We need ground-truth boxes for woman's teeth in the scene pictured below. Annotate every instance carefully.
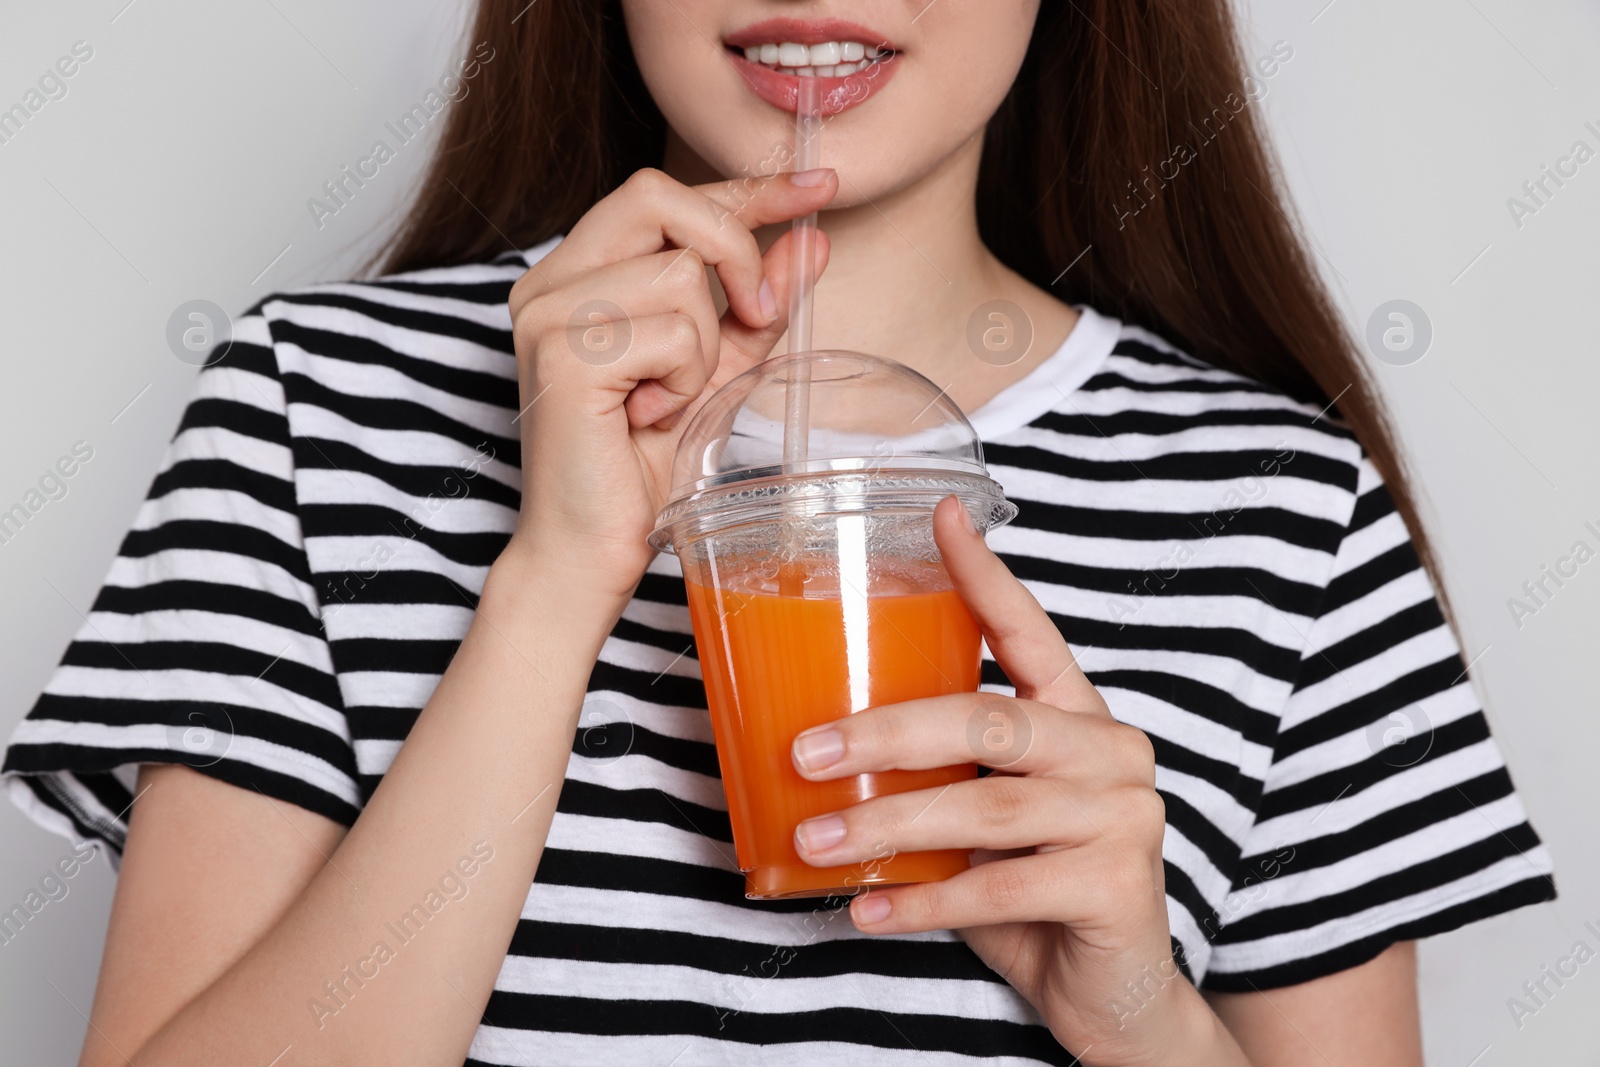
[740,40,889,77]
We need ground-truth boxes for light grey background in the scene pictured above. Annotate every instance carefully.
[1,1,1595,1063]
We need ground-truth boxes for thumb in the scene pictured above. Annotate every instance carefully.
[716,227,831,385]
[931,496,1105,714]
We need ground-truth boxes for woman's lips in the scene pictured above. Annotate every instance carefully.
[725,17,895,50]
[726,51,902,116]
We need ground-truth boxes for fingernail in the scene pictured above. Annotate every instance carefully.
[758,278,777,322]
[792,726,845,773]
[853,892,892,925]
[795,814,847,854]
[791,167,833,187]
[958,501,978,537]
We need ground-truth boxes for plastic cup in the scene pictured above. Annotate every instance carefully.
[650,351,1018,899]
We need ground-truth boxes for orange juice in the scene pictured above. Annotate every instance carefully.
[686,559,980,898]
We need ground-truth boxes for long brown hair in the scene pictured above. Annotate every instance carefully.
[383,0,1452,622]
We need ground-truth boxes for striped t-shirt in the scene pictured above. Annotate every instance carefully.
[4,239,1555,1065]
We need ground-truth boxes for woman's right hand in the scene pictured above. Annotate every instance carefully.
[504,167,837,602]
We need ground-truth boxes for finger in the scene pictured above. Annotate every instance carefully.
[533,248,723,385]
[792,692,1135,780]
[536,309,711,424]
[850,845,1165,935]
[792,776,1143,866]
[693,168,839,230]
[583,314,711,429]
[544,168,838,330]
[932,496,1107,713]
[792,692,1155,781]
[716,227,832,385]
[695,171,835,340]
[556,228,830,435]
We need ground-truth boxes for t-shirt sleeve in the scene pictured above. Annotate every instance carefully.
[1200,455,1555,991]
[2,309,361,858]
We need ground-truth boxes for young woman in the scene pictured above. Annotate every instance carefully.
[4,2,1554,1064]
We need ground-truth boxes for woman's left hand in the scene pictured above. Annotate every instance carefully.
[789,496,1246,1067]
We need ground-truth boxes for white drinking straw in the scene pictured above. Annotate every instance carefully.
[782,77,823,474]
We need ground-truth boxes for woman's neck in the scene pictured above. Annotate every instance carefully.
[661,129,1079,417]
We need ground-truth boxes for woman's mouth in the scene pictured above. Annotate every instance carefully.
[723,19,902,115]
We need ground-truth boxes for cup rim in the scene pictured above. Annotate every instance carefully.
[648,466,1018,554]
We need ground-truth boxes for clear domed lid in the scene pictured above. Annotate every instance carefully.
[649,351,1017,552]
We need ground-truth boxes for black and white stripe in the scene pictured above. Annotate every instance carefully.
[3,240,1553,1064]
